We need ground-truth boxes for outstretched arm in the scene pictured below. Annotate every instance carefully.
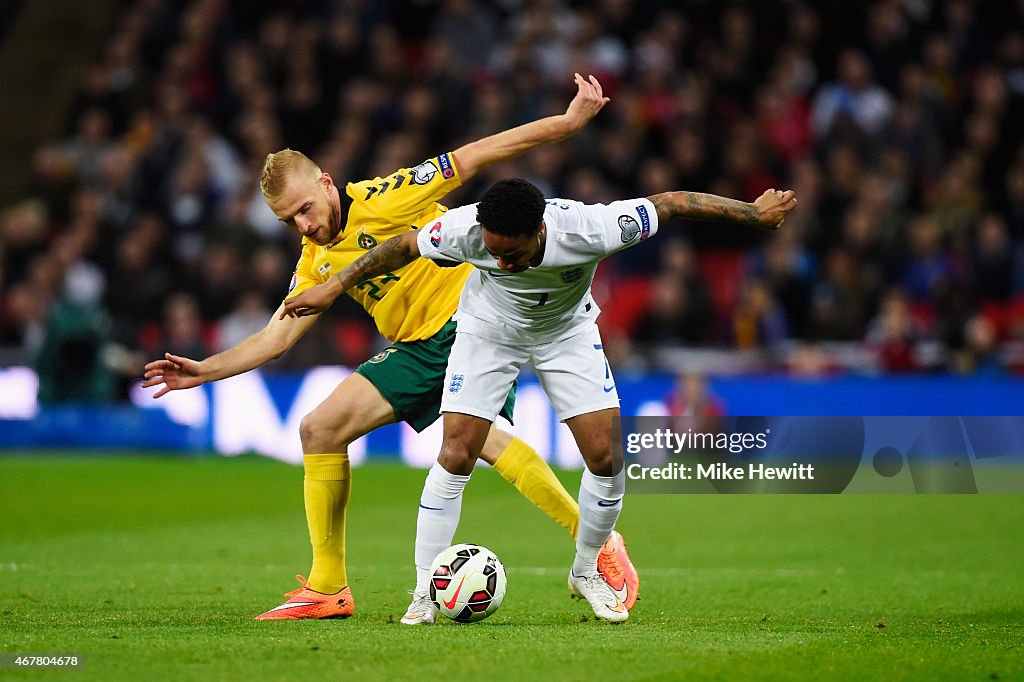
[452,73,608,181]
[648,189,798,230]
[280,231,422,318]
[142,305,318,397]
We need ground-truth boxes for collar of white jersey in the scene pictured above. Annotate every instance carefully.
[535,207,558,269]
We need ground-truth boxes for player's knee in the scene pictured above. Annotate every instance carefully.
[298,412,323,450]
[299,410,349,452]
[585,449,616,476]
[438,438,478,475]
[581,433,616,475]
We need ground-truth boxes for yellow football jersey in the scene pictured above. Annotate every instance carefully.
[289,152,473,343]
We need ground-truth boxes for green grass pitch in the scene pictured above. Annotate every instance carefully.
[1,454,1021,681]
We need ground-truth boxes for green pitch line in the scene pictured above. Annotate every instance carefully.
[0,454,1021,681]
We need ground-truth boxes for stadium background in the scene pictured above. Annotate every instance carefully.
[2,0,1023,454]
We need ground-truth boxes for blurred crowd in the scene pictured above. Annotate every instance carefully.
[2,0,1024,401]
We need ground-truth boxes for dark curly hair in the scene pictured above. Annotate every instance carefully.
[476,178,546,238]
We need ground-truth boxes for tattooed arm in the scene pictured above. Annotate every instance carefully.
[280,231,421,318]
[648,189,797,231]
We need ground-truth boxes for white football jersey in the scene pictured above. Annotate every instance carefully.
[416,197,659,341]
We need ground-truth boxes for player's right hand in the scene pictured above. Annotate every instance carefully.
[752,189,798,230]
[279,278,339,318]
[141,353,204,398]
[563,73,609,132]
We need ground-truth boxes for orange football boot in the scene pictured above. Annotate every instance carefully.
[597,530,639,611]
[255,575,354,620]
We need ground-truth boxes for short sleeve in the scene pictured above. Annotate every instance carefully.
[286,240,322,299]
[348,152,462,225]
[585,198,660,257]
[415,208,471,264]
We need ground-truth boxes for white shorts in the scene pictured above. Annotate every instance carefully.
[441,323,619,422]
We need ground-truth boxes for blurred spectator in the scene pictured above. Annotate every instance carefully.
[719,120,780,202]
[730,278,787,349]
[866,288,925,373]
[152,292,209,360]
[808,248,867,341]
[165,155,216,244]
[901,215,953,303]
[971,213,1015,301]
[754,233,814,338]
[1,199,49,289]
[925,154,984,240]
[633,240,714,345]
[840,202,887,305]
[667,372,726,419]
[105,217,173,344]
[247,245,291,311]
[633,273,709,347]
[95,146,142,231]
[950,314,1004,376]
[923,33,960,110]
[863,0,914,91]
[60,108,116,186]
[816,144,867,251]
[882,98,946,184]
[811,49,895,141]
[567,7,629,83]
[34,274,116,403]
[667,373,726,444]
[191,245,242,320]
[218,291,271,351]
[433,0,498,76]
[755,83,812,164]
[2,283,48,352]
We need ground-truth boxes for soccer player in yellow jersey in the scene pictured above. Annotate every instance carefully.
[142,74,638,621]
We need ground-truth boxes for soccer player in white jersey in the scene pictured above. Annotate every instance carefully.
[281,179,798,622]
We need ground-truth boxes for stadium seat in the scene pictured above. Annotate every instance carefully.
[696,249,746,321]
[593,274,652,336]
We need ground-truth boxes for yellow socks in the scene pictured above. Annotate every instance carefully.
[492,437,579,539]
[302,442,574,595]
[303,453,351,594]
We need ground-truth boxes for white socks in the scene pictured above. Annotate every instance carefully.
[412,461,623,593]
[414,461,471,595]
[572,467,625,577]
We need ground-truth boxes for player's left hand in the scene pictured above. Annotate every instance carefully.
[562,73,610,133]
[752,189,798,230]
[280,279,340,318]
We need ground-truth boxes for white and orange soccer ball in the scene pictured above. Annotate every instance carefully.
[429,543,507,623]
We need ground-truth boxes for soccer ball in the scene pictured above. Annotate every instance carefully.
[429,543,507,623]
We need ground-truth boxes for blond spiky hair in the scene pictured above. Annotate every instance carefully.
[260,149,321,202]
